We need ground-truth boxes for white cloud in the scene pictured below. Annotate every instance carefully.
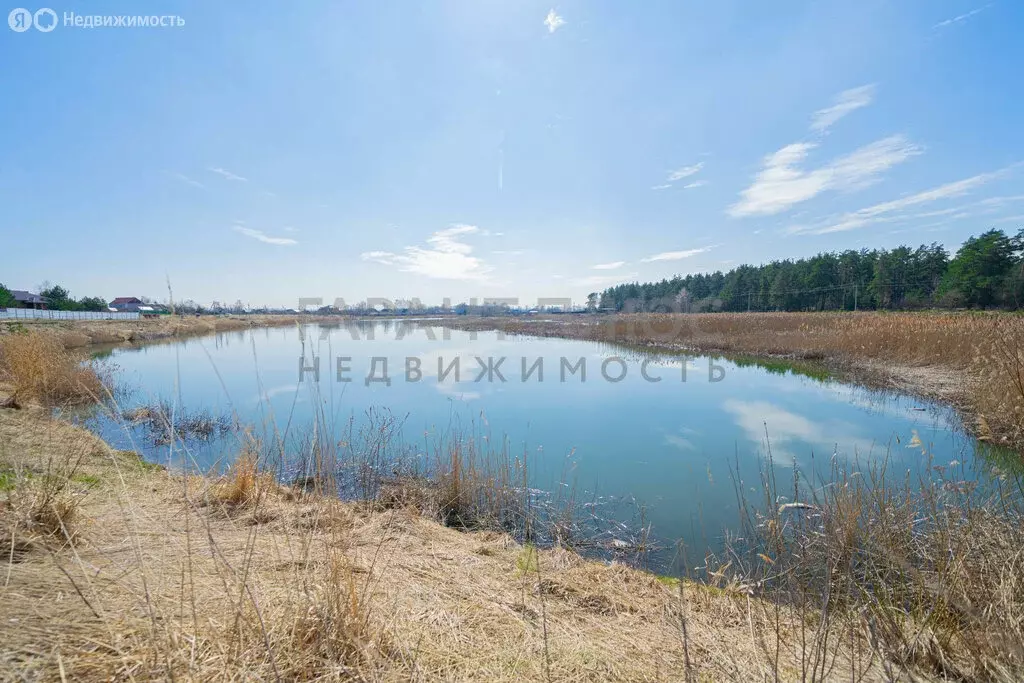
[640,247,713,263]
[722,399,877,462]
[168,172,205,189]
[978,195,1024,207]
[729,135,922,217]
[664,434,696,452]
[933,4,991,29]
[810,84,875,133]
[544,9,565,33]
[232,226,297,246]
[651,184,672,191]
[683,180,706,189]
[360,225,491,281]
[209,166,248,182]
[786,167,1013,235]
[668,163,704,182]
[592,261,625,270]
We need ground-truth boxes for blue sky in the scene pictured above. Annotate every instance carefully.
[2,0,1022,308]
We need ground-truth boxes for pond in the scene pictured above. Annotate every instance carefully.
[88,320,987,571]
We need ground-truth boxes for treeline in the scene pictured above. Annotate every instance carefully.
[598,228,1024,313]
[0,283,109,312]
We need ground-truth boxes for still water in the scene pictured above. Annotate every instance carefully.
[90,321,983,568]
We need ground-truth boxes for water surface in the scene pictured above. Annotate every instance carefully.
[90,321,984,569]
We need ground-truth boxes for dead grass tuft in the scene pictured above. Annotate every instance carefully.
[210,449,275,509]
[0,330,107,406]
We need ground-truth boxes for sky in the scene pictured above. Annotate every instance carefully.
[2,0,1022,308]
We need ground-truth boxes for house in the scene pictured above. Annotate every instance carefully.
[109,297,145,312]
[10,290,46,309]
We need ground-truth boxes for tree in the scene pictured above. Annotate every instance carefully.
[39,284,74,310]
[78,296,107,312]
[586,292,599,312]
[940,229,1017,308]
[0,283,14,308]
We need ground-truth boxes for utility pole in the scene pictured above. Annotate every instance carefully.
[853,283,858,312]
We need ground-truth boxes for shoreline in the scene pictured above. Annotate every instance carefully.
[0,402,830,680]
[437,313,1000,448]
[5,311,1005,449]
[1,313,310,348]
[3,314,1022,679]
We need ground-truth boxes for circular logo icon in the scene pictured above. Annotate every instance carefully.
[8,7,32,32]
[33,7,57,32]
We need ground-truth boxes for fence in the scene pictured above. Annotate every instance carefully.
[0,308,141,321]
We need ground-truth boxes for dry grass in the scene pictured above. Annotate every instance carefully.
[1,405,892,682]
[0,330,107,406]
[446,312,1024,450]
[0,313,307,348]
[4,314,1024,680]
[711,445,1024,682]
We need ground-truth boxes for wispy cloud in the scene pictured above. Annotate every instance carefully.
[810,84,875,133]
[232,226,297,246]
[683,180,706,189]
[361,224,491,281]
[653,162,706,191]
[729,135,922,217]
[640,247,714,263]
[933,4,991,29]
[544,9,565,33]
[668,163,704,182]
[786,167,1014,235]
[591,261,625,270]
[209,166,248,182]
[168,171,205,189]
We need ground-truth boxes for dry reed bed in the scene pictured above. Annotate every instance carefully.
[0,330,108,407]
[445,312,1024,450]
[0,314,306,349]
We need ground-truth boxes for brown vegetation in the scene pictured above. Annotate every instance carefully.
[3,312,1024,680]
[445,312,1024,450]
[717,449,1024,681]
[1,408,876,681]
[0,330,107,406]
[0,313,305,349]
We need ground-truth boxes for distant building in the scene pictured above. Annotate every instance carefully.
[10,290,46,309]
[109,297,145,312]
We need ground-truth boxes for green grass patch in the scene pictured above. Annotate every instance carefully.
[515,543,539,574]
[71,473,101,488]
